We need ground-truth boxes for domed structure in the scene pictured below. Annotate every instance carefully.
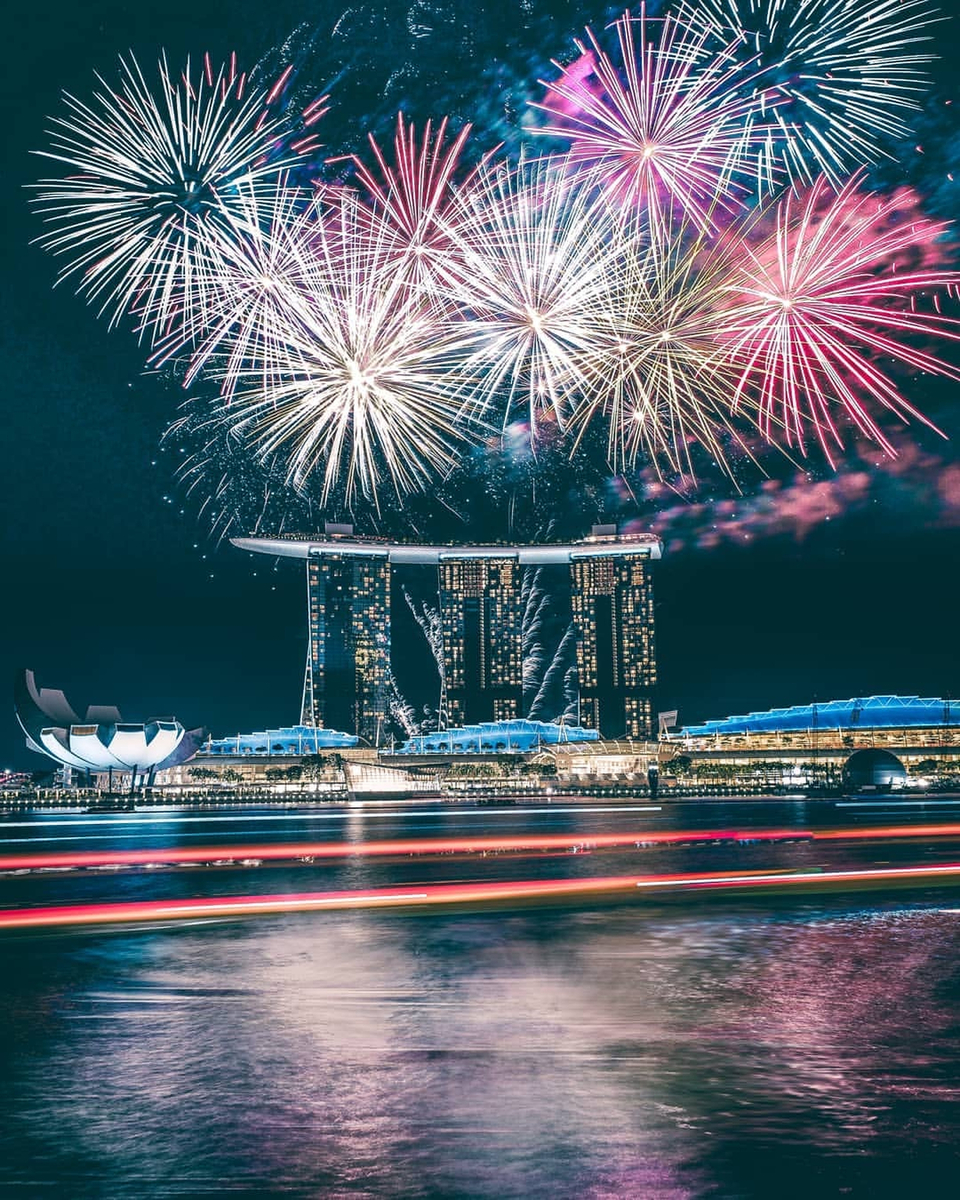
[843,748,908,790]
[14,669,206,778]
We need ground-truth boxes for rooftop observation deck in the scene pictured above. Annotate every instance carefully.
[231,529,662,564]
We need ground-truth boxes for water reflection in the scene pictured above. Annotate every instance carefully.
[1,896,959,1196]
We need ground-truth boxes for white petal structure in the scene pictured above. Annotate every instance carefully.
[16,670,203,775]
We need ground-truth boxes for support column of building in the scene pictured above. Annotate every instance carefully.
[300,551,391,743]
[438,555,523,727]
[569,551,657,740]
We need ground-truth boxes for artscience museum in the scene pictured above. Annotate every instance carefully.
[14,669,205,782]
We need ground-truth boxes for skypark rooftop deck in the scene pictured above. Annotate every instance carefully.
[231,531,662,564]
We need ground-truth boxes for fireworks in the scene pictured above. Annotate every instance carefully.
[675,0,939,187]
[718,174,960,461]
[32,53,317,339]
[441,155,623,432]
[203,193,480,506]
[151,176,321,386]
[567,219,764,478]
[533,5,766,232]
[30,4,959,522]
[347,113,477,291]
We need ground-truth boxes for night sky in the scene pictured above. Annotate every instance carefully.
[3,0,960,770]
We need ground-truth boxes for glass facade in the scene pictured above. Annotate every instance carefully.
[301,551,390,744]
[570,552,657,739]
[438,555,523,726]
[282,538,660,747]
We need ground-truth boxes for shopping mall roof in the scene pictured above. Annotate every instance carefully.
[203,726,358,756]
[393,719,600,755]
[678,696,959,738]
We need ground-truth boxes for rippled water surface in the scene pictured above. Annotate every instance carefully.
[2,801,959,1197]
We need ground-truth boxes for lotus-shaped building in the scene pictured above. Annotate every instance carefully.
[15,669,206,778]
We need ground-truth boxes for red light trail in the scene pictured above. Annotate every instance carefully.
[2,862,960,930]
[0,827,802,872]
[2,823,960,874]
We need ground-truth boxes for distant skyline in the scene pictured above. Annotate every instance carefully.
[4,0,960,769]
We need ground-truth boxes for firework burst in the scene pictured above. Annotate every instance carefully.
[441,155,622,433]
[718,173,960,460]
[204,192,480,506]
[675,0,939,187]
[568,220,764,479]
[345,113,478,292]
[32,53,320,340]
[150,176,322,385]
[532,5,766,233]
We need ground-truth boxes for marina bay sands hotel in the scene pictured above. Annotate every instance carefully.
[232,527,661,744]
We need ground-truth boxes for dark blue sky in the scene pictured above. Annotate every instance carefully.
[3,1,960,769]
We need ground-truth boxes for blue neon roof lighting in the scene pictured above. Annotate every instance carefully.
[680,696,959,737]
[204,725,358,755]
[394,719,599,755]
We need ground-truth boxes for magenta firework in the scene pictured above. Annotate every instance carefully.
[31,3,959,509]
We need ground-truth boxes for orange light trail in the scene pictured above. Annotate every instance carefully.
[2,823,960,875]
[0,828,812,872]
[2,862,960,930]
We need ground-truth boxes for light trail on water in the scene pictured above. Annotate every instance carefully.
[3,861,960,930]
[2,823,960,874]
[0,826,810,872]
[0,805,661,832]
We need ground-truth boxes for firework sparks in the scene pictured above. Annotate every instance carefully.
[150,175,319,383]
[204,192,480,505]
[532,5,766,232]
[346,112,478,292]
[32,53,317,340]
[676,0,939,187]
[29,12,960,522]
[718,173,960,461]
[568,219,765,480]
[441,155,622,433]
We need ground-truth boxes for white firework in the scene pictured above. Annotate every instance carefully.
[209,192,479,505]
[32,53,307,340]
[440,154,623,434]
[150,175,323,385]
[674,0,939,187]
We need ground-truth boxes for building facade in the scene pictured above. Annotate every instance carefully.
[570,552,657,739]
[301,550,390,744]
[235,530,661,744]
[438,555,523,726]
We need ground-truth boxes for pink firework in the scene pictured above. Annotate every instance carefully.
[719,173,960,460]
[532,4,768,233]
[344,113,478,290]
